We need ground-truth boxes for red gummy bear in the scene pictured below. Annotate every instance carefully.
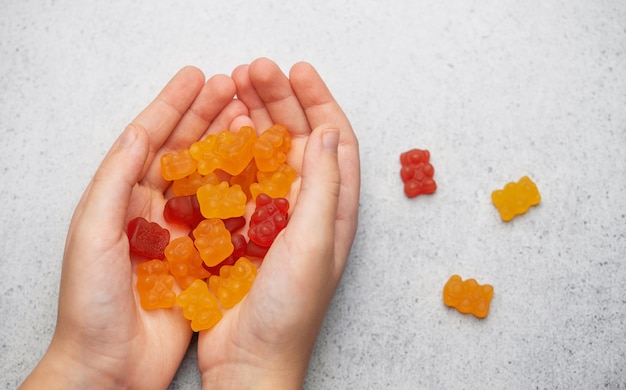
[222,216,246,233]
[246,240,269,259]
[163,195,204,228]
[127,217,170,260]
[248,193,289,247]
[399,148,437,198]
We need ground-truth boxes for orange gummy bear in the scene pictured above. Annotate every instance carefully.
[193,218,234,267]
[136,259,177,310]
[189,133,219,175]
[209,257,257,309]
[250,163,296,200]
[165,236,211,289]
[491,176,541,222]
[253,124,291,172]
[189,127,256,176]
[176,279,223,332]
[443,275,493,318]
[172,170,220,197]
[160,149,197,181]
[229,160,258,200]
[196,181,247,219]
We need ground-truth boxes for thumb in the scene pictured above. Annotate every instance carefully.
[285,125,341,259]
[75,125,150,244]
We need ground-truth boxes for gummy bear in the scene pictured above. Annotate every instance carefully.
[222,216,246,233]
[400,148,436,198]
[248,193,289,247]
[250,163,296,200]
[491,176,541,222]
[196,182,247,219]
[136,259,176,310]
[253,124,291,172]
[165,236,211,289]
[229,160,258,200]
[176,279,223,331]
[163,195,204,228]
[205,233,247,275]
[193,218,234,267]
[209,257,257,309]
[127,217,170,260]
[172,170,220,197]
[246,240,269,259]
[188,133,219,175]
[443,275,493,319]
[160,149,197,181]
[189,127,256,176]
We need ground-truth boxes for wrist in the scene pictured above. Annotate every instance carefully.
[200,352,309,390]
[20,337,126,390]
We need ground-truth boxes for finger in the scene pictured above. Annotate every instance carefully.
[131,66,205,171]
[229,114,255,131]
[161,74,238,151]
[283,125,341,275]
[290,62,361,262]
[289,62,352,135]
[141,75,241,192]
[204,98,249,136]
[232,64,274,131]
[247,58,311,137]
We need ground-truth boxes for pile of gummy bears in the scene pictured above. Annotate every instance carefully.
[399,148,541,319]
[127,124,293,331]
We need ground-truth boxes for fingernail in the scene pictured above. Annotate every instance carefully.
[322,129,339,153]
[118,125,137,148]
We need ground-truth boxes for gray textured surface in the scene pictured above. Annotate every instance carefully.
[2,1,626,389]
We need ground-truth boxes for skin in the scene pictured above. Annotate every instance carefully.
[20,58,360,390]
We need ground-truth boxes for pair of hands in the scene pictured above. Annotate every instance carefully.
[20,58,360,389]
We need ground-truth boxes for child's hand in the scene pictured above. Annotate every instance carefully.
[196,58,360,389]
[21,67,248,389]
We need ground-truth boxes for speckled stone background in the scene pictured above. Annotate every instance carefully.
[1,1,625,389]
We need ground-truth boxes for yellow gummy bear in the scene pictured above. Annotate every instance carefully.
[176,279,223,332]
[196,181,247,219]
[491,176,541,222]
[209,257,257,309]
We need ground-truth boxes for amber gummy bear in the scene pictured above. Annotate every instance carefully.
[189,127,256,176]
[165,236,210,289]
[196,182,247,219]
[176,279,223,331]
[193,218,234,267]
[209,257,257,309]
[250,163,296,200]
[160,149,197,181]
[136,259,177,310]
[443,275,493,319]
[253,124,291,172]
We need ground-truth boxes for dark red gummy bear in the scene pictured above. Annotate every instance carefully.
[163,195,204,228]
[222,216,246,233]
[246,240,269,259]
[127,217,170,259]
[248,193,289,247]
[399,148,437,198]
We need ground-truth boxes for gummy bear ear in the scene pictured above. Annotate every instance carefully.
[256,193,272,206]
[276,197,290,213]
